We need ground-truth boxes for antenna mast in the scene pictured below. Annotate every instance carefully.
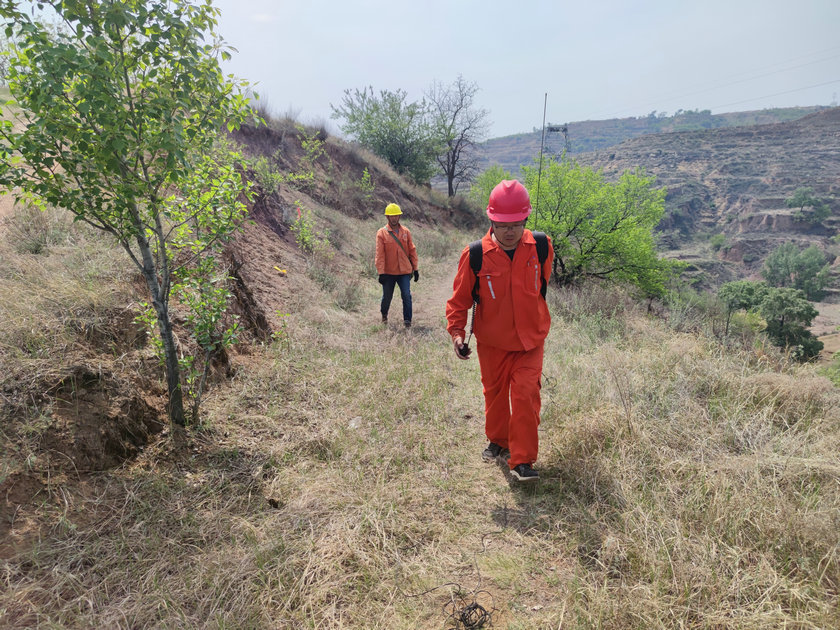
[535,93,548,226]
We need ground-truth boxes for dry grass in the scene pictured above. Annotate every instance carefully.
[1,206,839,628]
[0,204,136,363]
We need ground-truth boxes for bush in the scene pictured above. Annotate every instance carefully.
[709,233,726,251]
[333,279,363,312]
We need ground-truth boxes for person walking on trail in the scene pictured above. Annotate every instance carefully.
[375,203,419,328]
[445,180,553,483]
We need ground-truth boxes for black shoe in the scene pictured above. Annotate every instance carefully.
[381,316,387,324]
[510,463,539,482]
[482,442,507,462]
[404,320,411,328]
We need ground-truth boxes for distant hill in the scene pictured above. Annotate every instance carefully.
[480,106,829,175]
[572,107,840,288]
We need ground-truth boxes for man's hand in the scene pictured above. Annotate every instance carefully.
[413,270,419,282]
[378,274,385,285]
[453,336,471,360]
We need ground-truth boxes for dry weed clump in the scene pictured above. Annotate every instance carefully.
[2,203,76,254]
[414,228,461,261]
[0,208,135,361]
[736,371,834,426]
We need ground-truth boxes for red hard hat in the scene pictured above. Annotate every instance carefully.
[486,180,532,222]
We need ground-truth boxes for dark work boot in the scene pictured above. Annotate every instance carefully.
[482,442,509,462]
[510,463,539,482]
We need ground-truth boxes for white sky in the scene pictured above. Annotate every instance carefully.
[213,0,840,139]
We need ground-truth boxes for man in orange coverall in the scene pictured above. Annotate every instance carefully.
[445,180,553,482]
[375,203,419,328]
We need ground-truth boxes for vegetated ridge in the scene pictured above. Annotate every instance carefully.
[481,105,829,175]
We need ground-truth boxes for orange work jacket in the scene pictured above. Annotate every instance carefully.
[375,224,418,275]
[446,229,553,352]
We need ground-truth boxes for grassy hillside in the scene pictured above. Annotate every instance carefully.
[1,126,839,628]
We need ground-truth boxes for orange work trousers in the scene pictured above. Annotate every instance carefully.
[476,341,544,469]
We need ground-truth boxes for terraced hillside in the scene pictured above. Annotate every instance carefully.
[479,106,828,176]
[573,107,840,283]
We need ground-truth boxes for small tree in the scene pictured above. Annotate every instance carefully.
[0,0,253,428]
[330,86,439,184]
[523,157,678,297]
[786,187,830,224]
[717,280,768,335]
[426,75,489,197]
[761,242,830,301]
[758,287,823,360]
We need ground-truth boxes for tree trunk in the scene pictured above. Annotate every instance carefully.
[155,299,186,427]
[135,230,186,428]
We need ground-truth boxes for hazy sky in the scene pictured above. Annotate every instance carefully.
[213,0,840,139]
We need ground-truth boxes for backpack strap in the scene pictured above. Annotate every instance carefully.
[468,239,483,304]
[533,231,548,298]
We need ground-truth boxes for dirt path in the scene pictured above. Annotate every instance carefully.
[0,194,16,222]
[818,332,840,365]
[812,301,840,364]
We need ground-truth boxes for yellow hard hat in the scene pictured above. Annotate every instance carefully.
[384,203,402,216]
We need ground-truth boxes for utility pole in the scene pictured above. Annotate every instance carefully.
[535,93,548,226]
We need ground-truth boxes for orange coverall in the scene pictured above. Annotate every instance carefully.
[445,228,553,469]
[375,225,418,275]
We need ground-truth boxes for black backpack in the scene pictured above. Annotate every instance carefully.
[468,231,549,304]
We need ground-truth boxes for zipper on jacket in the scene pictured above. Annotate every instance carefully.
[486,275,496,299]
[534,264,539,292]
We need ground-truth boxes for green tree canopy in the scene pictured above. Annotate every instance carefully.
[716,281,822,360]
[468,164,513,208]
[758,287,823,360]
[761,242,830,301]
[330,86,439,184]
[717,280,768,335]
[786,187,830,224]
[0,0,253,427]
[522,157,678,297]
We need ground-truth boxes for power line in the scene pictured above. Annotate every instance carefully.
[590,45,840,120]
[709,78,840,110]
[662,53,840,105]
